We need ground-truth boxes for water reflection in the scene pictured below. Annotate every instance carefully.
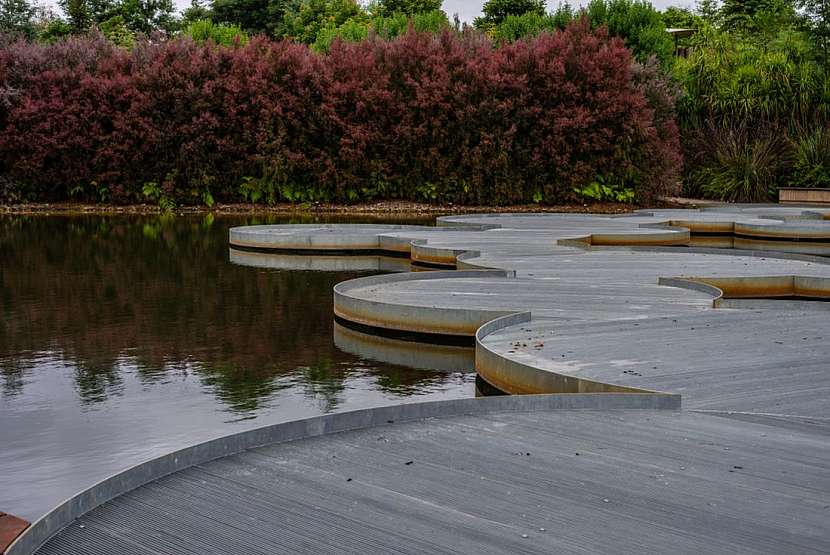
[0,214,468,413]
[0,214,475,519]
[229,248,412,272]
[334,321,475,373]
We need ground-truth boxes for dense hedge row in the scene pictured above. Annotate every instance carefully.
[0,21,681,205]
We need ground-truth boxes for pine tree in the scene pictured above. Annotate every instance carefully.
[0,0,36,37]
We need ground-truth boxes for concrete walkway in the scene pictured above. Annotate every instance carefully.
[10,206,830,554]
[35,410,830,554]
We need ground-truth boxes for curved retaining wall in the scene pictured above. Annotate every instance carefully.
[659,275,830,308]
[229,224,425,251]
[474,314,664,396]
[6,393,679,555]
[333,270,516,336]
[558,228,690,248]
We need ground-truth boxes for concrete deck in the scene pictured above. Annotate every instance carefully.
[9,207,830,554]
[33,410,830,554]
[229,209,830,397]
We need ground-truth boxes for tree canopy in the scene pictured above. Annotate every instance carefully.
[474,0,546,29]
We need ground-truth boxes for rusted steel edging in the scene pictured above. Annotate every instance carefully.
[6,392,679,555]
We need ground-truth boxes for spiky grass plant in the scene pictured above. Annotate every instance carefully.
[700,127,787,202]
[791,126,830,188]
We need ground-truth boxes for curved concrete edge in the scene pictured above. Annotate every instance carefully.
[658,277,724,307]
[333,270,518,336]
[229,224,491,252]
[552,241,830,267]
[474,314,673,396]
[735,221,830,239]
[410,243,476,268]
[659,275,830,308]
[229,224,387,250]
[6,393,680,555]
[434,216,503,230]
[557,228,690,248]
[731,238,830,257]
[455,250,505,271]
[638,245,830,264]
[230,224,496,269]
[647,220,736,234]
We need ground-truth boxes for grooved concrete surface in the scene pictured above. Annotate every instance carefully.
[483,308,830,416]
[37,410,830,555]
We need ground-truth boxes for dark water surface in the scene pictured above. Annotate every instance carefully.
[0,214,474,520]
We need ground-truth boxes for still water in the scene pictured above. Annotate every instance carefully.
[0,214,475,520]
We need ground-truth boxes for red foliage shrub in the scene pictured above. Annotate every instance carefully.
[0,22,680,205]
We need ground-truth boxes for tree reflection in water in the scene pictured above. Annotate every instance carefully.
[0,213,468,415]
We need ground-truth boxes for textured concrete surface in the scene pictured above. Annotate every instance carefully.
[482,309,830,415]
[35,410,830,555]
[10,394,678,555]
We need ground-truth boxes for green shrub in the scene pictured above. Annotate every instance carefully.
[282,0,366,44]
[491,11,558,42]
[313,9,448,52]
[699,128,787,202]
[312,17,368,51]
[183,19,248,46]
[791,126,830,188]
[677,25,828,128]
[375,0,442,17]
[573,177,636,202]
[371,9,448,38]
[580,0,673,64]
[474,0,546,30]
[99,15,135,48]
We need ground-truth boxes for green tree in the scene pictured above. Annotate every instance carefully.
[584,0,674,64]
[696,0,719,22]
[474,0,545,29]
[375,0,441,16]
[662,5,702,27]
[118,0,176,34]
[35,8,74,42]
[0,0,36,37]
[719,0,796,31]
[181,0,211,25]
[210,0,300,36]
[211,0,270,34]
[183,18,248,44]
[99,13,135,44]
[281,0,366,43]
[798,0,830,63]
[491,11,558,41]
[60,0,92,31]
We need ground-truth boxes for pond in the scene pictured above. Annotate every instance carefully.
[0,214,475,521]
